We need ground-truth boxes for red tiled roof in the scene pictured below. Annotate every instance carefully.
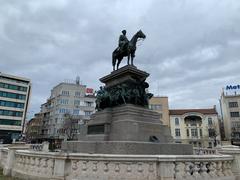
[169,108,218,115]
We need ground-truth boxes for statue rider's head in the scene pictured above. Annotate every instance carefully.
[122,30,126,36]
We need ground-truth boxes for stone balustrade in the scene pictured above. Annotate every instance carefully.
[193,147,218,155]
[29,141,49,152]
[29,144,43,151]
[0,148,8,168]
[12,151,62,179]
[218,146,240,180]
[0,147,237,180]
[67,153,234,180]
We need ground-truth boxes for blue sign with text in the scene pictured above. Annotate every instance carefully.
[226,85,240,90]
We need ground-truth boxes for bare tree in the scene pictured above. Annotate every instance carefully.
[207,122,220,147]
[59,113,78,140]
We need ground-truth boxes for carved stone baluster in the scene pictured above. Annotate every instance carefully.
[72,160,78,170]
[46,159,54,176]
[22,156,25,171]
[82,161,87,171]
[209,162,217,177]
[25,157,29,172]
[192,162,201,179]
[15,155,19,169]
[175,162,185,179]
[104,162,109,172]
[39,158,44,175]
[25,156,29,171]
[126,163,132,173]
[43,158,49,175]
[200,162,209,178]
[227,161,233,176]
[18,156,22,170]
[222,161,228,176]
[71,160,78,177]
[35,158,40,174]
[148,163,154,173]
[216,161,224,177]
[28,157,32,173]
[92,161,98,172]
[137,163,143,173]
[32,157,36,174]
[37,158,41,174]
[184,162,192,179]
[114,163,120,173]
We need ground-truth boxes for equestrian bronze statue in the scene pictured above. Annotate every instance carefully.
[112,30,146,70]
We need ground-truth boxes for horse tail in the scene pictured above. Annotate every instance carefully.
[112,49,117,67]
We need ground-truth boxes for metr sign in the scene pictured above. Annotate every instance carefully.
[226,85,240,90]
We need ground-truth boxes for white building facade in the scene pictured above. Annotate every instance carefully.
[220,85,240,142]
[41,80,96,141]
[0,72,31,142]
[169,107,220,148]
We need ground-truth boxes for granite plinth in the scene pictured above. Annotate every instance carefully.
[63,104,193,155]
[83,104,172,143]
[61,141,193,155]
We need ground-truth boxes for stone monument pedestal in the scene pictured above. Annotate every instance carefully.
[62,65,193,155]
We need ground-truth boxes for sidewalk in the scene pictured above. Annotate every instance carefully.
[0,169,21,180]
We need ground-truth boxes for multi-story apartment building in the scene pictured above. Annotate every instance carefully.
[220,85,240,143]
[0,72,31,143]
[25,113,43,143]
[169,107,220,148]
[40,79,96,143]
[149,96,170,126]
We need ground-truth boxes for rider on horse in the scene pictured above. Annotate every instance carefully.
[118,30,129,54]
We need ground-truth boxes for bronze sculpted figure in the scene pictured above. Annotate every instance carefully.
[112,30,146,70]
[118,30,129,54]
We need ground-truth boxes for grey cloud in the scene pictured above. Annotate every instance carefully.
[1,0,240,115]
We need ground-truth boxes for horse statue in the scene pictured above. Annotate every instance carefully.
[112,30,146,71]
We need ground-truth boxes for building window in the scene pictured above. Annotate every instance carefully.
[208,118,213,125]
[60,99,68,105]
[0,100,24,109]
[0,109,23,117]
[230,112,240,117]
[74,100,80,106]
[0,82,27,92]
[200,129,202,137]
[0,119,21,126]
[175,129,181,137]
[229,102,238,108]
[85,111,92,116]
[75,91,81,97]
[59,108,71,114]
[73,109,80,115]
[208,142,212,148]
[191,129,198,137]
[62,91,69,96]
[186,129,189,137]
[208,129,216,138]
[149,104,162,110]
[175,118,179,125]
[85,101,93,107]
[0,91,26,100]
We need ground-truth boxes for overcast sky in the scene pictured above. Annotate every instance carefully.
[1,0,240,117]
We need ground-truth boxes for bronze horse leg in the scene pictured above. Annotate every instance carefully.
[117,57,122,69]
[127,54,130,65]
[131,51,135,65]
